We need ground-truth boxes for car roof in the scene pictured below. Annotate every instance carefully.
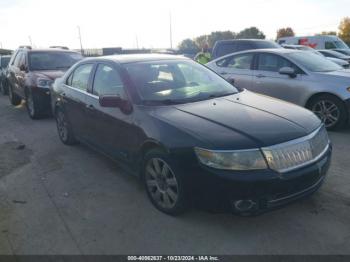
[84,54,189,64]
[216,39,273,43]
[209,48,302,62]
[18,48,80,54]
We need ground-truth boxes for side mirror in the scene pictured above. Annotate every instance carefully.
[279,67,296,78]
[19,64,27,72]
[99,95,133,114]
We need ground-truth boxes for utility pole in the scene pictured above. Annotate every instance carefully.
[28,36,33,46]
[136,35,139,49]
[169,11,173,49]
[77,26,83,55]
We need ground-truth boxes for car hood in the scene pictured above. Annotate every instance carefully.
[32,70,66,80]
[327,57,348,65]
[313,69,350,86]
[151,91,321,150]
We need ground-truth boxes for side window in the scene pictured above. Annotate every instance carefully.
[325,42,336,49]
[92,64,125,97]
[225,53,254,69]
[70,64,94,91]
[217,43,236,58]
[258,53,294,72]
[236,42,252,52]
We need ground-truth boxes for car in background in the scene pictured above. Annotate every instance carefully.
[211,39,281,60]
[318,49,350,63]
[333,48,350,56]
[282,44,349,68]
[0,55,11,95]
[206,49,350,130]
[51,54,331,215]
[7,47,83,119]
[277,35,348,50]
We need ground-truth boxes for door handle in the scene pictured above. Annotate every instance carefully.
[86,104,95,110]
[256,74,266,78]
[220,72,228,75]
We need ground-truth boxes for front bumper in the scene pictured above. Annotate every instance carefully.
[187,146,332,215]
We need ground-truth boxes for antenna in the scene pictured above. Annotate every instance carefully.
[28,36,33,46]
[78,26,83,54]
[169,11,173,49]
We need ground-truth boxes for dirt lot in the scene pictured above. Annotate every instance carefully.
[0,95,349,255]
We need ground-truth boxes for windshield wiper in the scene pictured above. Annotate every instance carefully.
[143,99,187,105]
[207,92,237,99]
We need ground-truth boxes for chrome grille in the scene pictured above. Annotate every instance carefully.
[262,126,329,173]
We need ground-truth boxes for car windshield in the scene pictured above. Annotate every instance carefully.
[29,52,83,71]
[334,40,348,49]
[287,51,342,72]
[323,50,348,58]
[125,60,238,104]
[254,41,281,49]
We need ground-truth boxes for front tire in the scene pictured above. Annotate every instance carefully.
[308,95,347,130]
[0,81,8,95]
[55,108,78,145]
[8,84,21,106]
[142,149,188,216]
[25,89,44,119]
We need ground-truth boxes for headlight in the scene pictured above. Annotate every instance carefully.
[37,78,53,88]
[194,147,267,170]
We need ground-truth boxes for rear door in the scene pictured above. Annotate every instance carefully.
[251,52,305,104]
[214,52,255,90]
[84,62,136,163]
[62,63,95,140]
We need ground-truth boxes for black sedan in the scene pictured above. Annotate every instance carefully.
[50,54,331,215]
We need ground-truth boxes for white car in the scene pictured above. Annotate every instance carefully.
[277,35,348,50]
[282,44,349,68]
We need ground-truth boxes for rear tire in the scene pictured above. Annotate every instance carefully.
[142,148,188,216]
[8,84,21,106]
[307,94,347,131]
[55,108,78,145]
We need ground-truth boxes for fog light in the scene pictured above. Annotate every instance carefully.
[234,200,256,212]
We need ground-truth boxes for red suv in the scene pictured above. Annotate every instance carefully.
[7,47,83,119]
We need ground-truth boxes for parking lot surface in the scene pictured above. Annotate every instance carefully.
[0,95,349,255]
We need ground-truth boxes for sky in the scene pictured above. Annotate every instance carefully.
[0,0,350,50]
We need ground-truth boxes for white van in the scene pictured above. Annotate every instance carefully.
[277,35,349,50]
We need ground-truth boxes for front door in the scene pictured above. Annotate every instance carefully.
[251,52,305,105]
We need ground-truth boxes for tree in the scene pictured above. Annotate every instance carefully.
[207,31,236,47]
[236,27,266,39]
[338,17,350,45]
[317,31,337,36]
[194,35,209,49]
[194,30,236,49]
[178,38,199,54]
[276,27,295,39]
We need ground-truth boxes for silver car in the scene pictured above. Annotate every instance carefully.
[207,48,350,130]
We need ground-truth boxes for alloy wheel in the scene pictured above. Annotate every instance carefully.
[145,158,179,209]
[312,100,340,128]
